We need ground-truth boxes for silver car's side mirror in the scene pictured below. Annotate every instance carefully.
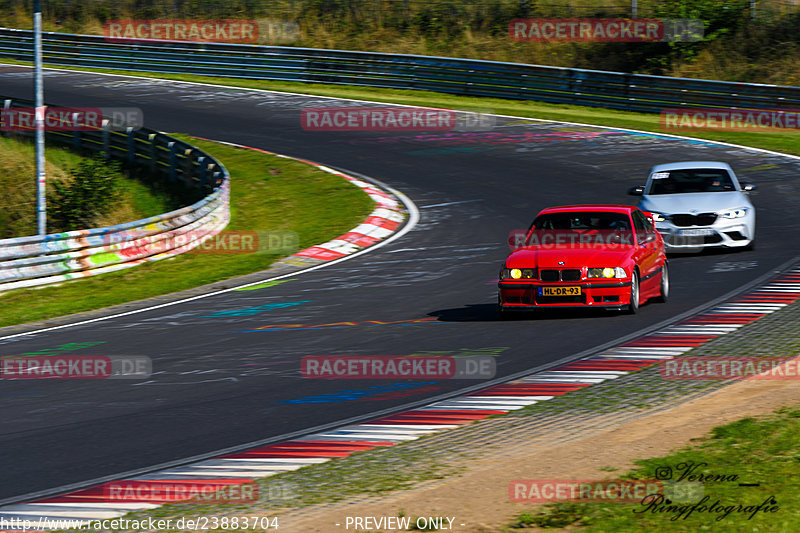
[741,181,757,192]
[628,185,645,196]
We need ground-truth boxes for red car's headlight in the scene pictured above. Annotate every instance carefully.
[587,267,627,278]
[500,268,536,279]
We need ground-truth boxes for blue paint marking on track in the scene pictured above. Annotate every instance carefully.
[201,300,311,317]
[284,382,438,404]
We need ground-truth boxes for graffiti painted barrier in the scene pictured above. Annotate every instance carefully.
[0,97,230,292]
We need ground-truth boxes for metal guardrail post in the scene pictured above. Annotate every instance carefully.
[148,132,157,172]
[168,141,177,181]
[183,148,193,185]
[197,156,206,186]
[2,99,10,138]
[102,119,110,158]
[623,73,632,112]
[72,112,81,148]
[126,127,135,162]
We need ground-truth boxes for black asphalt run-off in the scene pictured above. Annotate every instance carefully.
[1,68,799,500]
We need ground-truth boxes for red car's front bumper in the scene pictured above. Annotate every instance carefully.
[498,279,633,310]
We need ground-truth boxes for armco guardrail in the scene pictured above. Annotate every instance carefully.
[0,27,799,112]
[0,96,229,292]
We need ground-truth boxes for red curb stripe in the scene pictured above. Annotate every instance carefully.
[338,232,381,247]
[681,315,761,322]
[224,441,388,454]
[363,216,401,230]
[38,479,252,503]
[558,359,655,368]
[222,449,360,458]
[480,383,589,391]
[294,246,347,260]
[367,411,505,423]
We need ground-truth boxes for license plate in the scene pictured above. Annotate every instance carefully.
[540,286,582,297]
[678,228,715,237]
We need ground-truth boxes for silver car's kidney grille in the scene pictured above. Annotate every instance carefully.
[671,213,717,227]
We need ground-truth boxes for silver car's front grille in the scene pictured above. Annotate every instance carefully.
[670,213,717,227]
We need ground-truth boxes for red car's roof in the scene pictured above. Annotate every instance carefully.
[538,205,636,214]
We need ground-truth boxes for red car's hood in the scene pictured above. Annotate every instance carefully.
[506,245,633,269]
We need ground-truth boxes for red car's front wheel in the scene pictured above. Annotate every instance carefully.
[655,262,669,303]
[625,271,640,314]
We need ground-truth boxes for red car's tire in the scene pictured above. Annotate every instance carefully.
[625,270,640,314]
[654,262,669,303]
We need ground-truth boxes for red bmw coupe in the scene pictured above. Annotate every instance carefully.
[498,205,668,315]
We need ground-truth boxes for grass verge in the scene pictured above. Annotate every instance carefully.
[2,59,799,157]
[0,135,374,327]
[507,404,800,531]
[0,136,175,238]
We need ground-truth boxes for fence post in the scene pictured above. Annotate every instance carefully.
[184,148,193,184]
[168,141,177,181]
[102,119,110,158]
[149,133,157,172]
[127,127,135,162]
[2,99,10,138]
[72,112,81,148]
[197,155,207,186]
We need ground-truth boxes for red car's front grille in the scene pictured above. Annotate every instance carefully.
[540,269,582,282]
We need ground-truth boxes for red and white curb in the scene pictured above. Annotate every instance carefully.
[197,139,407,264]
[2,267,798,525]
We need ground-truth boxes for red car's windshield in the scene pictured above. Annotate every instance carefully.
[530,212,631,231]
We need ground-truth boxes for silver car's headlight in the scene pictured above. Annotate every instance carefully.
[720,208,748,219]
[650,212,668,222]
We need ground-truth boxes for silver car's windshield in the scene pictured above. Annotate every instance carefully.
[647,169,736,195]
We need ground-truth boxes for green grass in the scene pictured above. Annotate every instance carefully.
[0,135,176,238]
[0,135,374,327]
[2,57,798,157]
[506,405,800,532]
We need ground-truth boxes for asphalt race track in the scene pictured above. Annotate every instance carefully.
[1,67,800,501]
